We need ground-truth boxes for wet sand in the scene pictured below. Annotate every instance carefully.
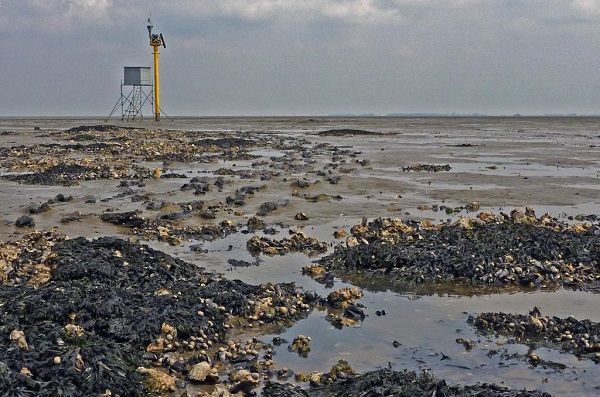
[0,116,599,395]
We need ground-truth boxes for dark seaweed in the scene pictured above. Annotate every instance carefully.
[321,217,600,290]
[0,237,303,396]
[468,308,600,363]
[262,368,550,397]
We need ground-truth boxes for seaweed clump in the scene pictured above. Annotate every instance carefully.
[317,129,383,137]
[3,163,149,186]
[0,234,314,396]
[402,163,451,172]
[247,231,328,256]
[64,125,123,133]
[262,368,550,397]
[468,307,600,363]
[321,209,600,291]
[99,211,239,245]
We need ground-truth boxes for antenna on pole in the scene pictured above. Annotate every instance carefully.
[148,16,166,122]
[147,15,153,38]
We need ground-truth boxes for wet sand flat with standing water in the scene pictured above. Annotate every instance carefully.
[0,116,599,396]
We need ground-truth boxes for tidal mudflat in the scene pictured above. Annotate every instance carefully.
[0,117,598,396]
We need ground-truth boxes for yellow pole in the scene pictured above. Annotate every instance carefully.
[153,45,160,121]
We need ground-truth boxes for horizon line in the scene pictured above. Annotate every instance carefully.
[0,113,599,119]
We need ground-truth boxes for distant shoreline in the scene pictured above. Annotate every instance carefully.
[1,114,600,119]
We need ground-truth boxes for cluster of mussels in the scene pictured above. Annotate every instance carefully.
[402,163,452,172]
[262,368,551,397]
[3,161,152,186]
[468,307,600,363]
[247,231,328,256]
[321,209,599,290]
[99,211,239,246]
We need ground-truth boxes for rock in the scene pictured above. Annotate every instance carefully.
[466,201,481,212]
[344,304,366,322]
[326,312,359,328]
[326,175,342,184]
[198,385,240,397]
[64,324,84,338]
[288,335,311,356]
[10,330,28,350]
[161,322,176,336]
[199,209,216,219]
[19,367,32,377]
[527,350,540,362]
[304,193,342,202]
[146,200,167,210]
[188,362,217,383]
[230,369,258,384]
[528,315,544,332]
[295,212,309,221]
[138,367,176,393]
[327,287,364,308]
[15,216,35,228]
[334,229,348,239]
[294,371,323,384]
[572,223,589,233]
[328,359,356,380]
[294,180,310,188]
[247,216,266,230]
[456,338,475,351]
[257,201,278,216]
[346,236,359,247]
[29,202,51,214]
[146,337,166,353]
[55,193,73,202]
[302,264,326,277]
[53,356,61,365]
[100,211,144,228]
[309,372,323,386]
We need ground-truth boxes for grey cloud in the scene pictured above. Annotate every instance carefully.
[1,0,600,115]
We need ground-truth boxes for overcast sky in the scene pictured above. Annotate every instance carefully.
[2,0,600,116]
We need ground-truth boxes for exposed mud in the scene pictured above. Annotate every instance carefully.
[1,118,599,396]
